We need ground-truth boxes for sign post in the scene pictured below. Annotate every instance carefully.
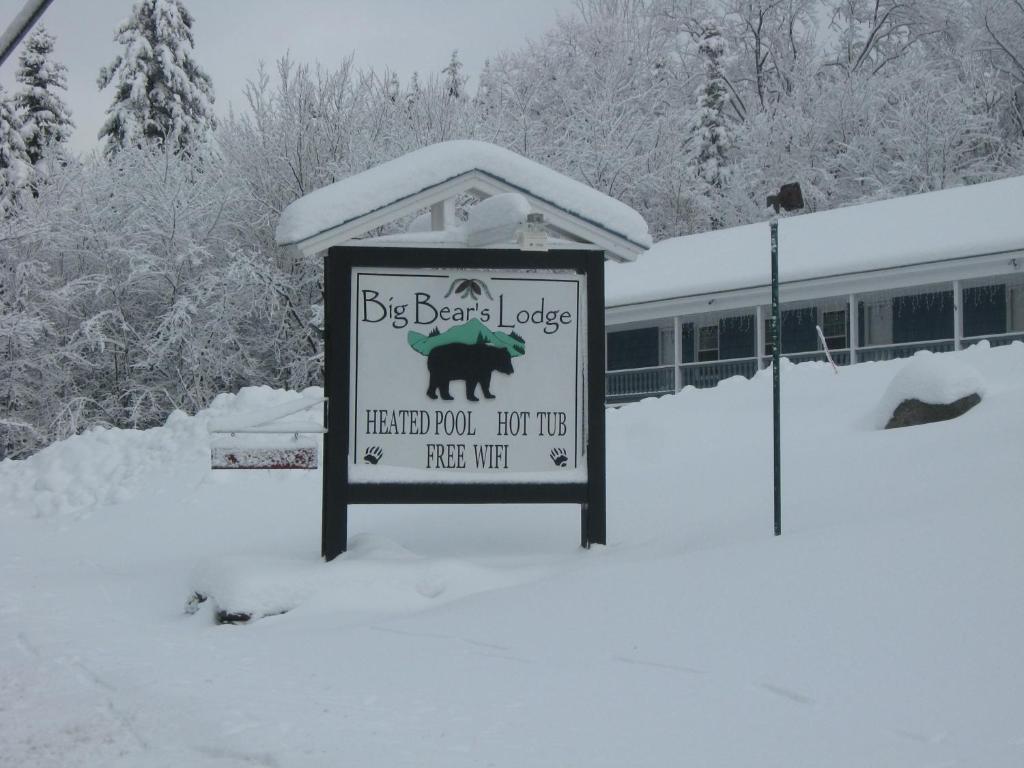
[322,246,606,561]
[766,181,803,538]
[770,220,782,537]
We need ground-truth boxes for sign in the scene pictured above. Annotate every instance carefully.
[323,247,606,560]
[349,267,586,478]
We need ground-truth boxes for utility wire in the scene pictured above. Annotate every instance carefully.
[0,0,55,69]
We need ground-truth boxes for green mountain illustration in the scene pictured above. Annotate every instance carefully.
[408,318,526,357]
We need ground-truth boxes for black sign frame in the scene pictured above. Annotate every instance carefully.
[322,246,606,561]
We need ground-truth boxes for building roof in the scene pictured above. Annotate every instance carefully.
[275,140,652,261]
[606,175,1024,307]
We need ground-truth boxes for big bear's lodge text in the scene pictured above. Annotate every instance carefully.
[364,408,569,470]
[359,290,574,334]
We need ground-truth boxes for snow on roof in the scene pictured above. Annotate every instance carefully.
[606,175,1024,307]
[465,191,531,235]
[275,140,652,250]
[366,193,534,247]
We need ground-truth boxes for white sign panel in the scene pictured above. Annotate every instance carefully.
[348,266,587,480]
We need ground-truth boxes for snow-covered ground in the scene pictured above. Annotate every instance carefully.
[2,344,1023,767]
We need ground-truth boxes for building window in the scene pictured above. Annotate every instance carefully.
[892,290,953,343]
[763,308,819,355]
[698,325,719,362]
[607,328,660,371]
[719,314,755,359]
[680,323,695,364]
[963,284,1006,338]
[821,309,847,349]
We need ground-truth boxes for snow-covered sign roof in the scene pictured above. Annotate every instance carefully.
[606,175,1024,307]
[275,140,652,262]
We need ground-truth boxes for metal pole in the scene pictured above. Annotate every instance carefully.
[771,219,782,536]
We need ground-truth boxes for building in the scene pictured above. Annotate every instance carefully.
[274,144,1024,406]
[604,176,1024,402]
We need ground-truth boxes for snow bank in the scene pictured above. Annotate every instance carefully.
[0,410,208,519]
[3,343,1024,767]
[275,140,652,249]
[0,386,323,519]
[876,349,986,428]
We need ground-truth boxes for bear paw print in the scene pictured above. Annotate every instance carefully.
[550,448,568,467]
[363,446,383,464]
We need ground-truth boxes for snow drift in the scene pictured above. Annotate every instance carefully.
[2,343,1023,767]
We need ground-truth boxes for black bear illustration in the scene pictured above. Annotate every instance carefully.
[426,343,515,401]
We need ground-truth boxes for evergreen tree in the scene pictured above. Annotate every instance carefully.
[0,87,30,213]
[387,72,400,103]
[97,0,215,157]
[690,20,731,230]
[15,27,74,172]
[407,71,421,109]
[474,59,502,124]
[693,20,729,189]
[475,59,493,103]
[443,50,466,100]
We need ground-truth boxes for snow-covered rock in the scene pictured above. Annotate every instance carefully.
[877,350,986,429]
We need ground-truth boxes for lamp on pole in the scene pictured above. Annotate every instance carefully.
[766,182,804,537]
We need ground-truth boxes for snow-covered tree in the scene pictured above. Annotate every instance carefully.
[0,244,61,459]
[976,0,1024,85]
[4,0,1024,457]
[14,26,74,175]
[858,60,1003,193]
[693,21,730,187]
[97,0,215,157]
[0,88,30,213]
[720,0,818,113]
[443,50,466,100]
[386,71,401,103]
[689,20,731,229]
[971,0,1024,139]
[824,0,961,77]
[476,1,695,236]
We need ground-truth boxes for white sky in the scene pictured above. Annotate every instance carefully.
[0,0,577,155]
